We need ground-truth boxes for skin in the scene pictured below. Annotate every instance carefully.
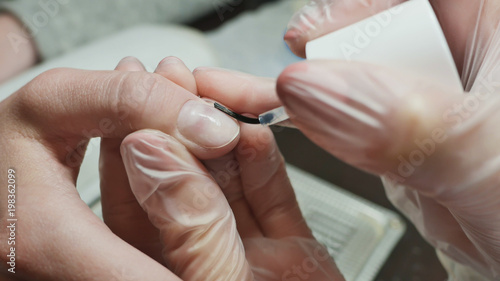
[0,55,345,280]
[0,56,240,280]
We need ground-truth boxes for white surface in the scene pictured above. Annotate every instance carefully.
[306,0,463,93]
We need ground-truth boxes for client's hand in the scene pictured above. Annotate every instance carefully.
[0,56,240,280]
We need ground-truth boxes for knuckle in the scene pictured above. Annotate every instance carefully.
[14,68,70,113]
[108,72,162,124]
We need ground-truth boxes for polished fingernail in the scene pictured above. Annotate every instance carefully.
[177,100,239,148]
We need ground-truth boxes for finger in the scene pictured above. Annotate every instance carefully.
[203,151,264,239]
[430,0,499,81]
[121,130,253,281]
[278,59,500,273]
[100,139,165,263]
[0,143,180,280]
[277,59,497,200]
[1,57,179,280]
[235,123,313,239]
[194,67,281,115]
[100,56,163,264]
[155,57,198,94]
[10,67,240,163]
[285,0,405,57]
[115,56,147,72]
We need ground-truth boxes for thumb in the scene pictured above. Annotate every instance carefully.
[285,0,404,57]
[277,60,472,195]
[120,130,253,281]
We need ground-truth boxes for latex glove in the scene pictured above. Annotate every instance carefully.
[121,67,344,280]
[0,56,240,280]
[120,124,344,281]
[277,0,500,280]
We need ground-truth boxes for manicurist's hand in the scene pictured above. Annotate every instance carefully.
[279,0,500,279]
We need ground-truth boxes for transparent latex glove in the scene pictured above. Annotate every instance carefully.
[285,0,498,90]
[120,124,344,280]
[0,56,239,280]
[277,1,500,279]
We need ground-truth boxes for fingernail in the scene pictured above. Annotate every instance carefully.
[117,56,146,71]
[120,56,140,63]
[177,100,239,148]
[284,28,300,43]
[158,56,182,66]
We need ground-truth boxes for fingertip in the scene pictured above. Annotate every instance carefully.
[192,66,213,84]
[277,61,310,101]
[116,56,147,71]
[155,56,186,73]
[194,67,280,115]
[155,56,197,94]
[283,28,300,42]
[157,56,183,67]
[284,29,307,58]
[278,61,310,78]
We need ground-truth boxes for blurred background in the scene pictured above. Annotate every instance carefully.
[0,0,447,280]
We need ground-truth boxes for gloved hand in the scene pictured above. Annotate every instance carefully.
[0,56,240,280]
[121,67,345,280]
[277,0,500,280]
